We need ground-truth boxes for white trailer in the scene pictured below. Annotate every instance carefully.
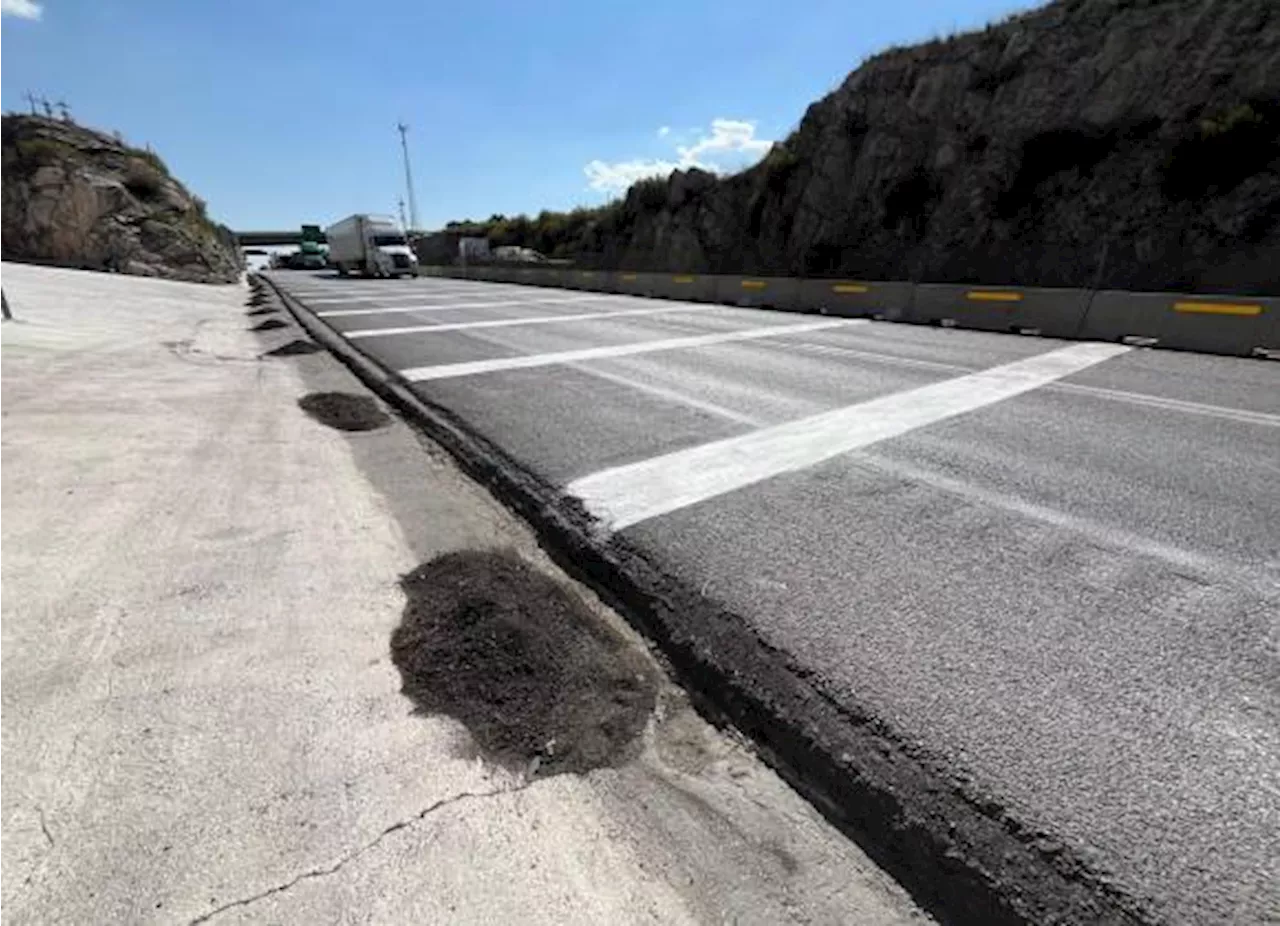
[324,214,418,278]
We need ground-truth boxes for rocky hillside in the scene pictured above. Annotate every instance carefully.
[501,0,1277,295]
[2,116,241,284]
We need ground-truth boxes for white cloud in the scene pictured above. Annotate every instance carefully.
[1,0,43,19]
[584,157,684,195]
[676,118,772,164]
[585,118,774,195]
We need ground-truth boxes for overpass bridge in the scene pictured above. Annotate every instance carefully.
[234,230,326,247]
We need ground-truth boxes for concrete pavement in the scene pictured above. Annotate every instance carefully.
[266,270,1280,926]
[0,262,931,926]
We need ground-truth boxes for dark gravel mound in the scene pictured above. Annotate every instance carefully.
[250,318,288,332]
[391,550,657,777]
[297,391,389,431]
[265,339,321,357]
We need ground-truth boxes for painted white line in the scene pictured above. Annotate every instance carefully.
[1052,382,1280,429]
[784,340,1280,428]
[300,290,503,304]
[567,342,1131,530]
[317,295,608,318]
[855,454,1279,597]
[399,318,863,382]
[345,303,716,339]
[288,286,483,296]
[567,363,765,427]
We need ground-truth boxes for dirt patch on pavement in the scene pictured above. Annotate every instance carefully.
[391,550,657,777]
[265,339,322,357]
[297,391,390,431]
[251,318,289,332]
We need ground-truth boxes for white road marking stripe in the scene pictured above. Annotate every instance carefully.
[1052,381,1280,428]
[317,295,607,318]
[301,290,501,304]
[288,286,483,296]
[856,454,1279,597]
[567,342,1131,530]
[567,363,765,427]
[345,304,715,339]
[398,318,863,382]
[784,340,1280,428]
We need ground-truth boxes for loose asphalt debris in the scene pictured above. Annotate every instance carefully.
[391,550,658,778]
[297,391,390,431]
[250,318,289,332]
[265,339,322,357]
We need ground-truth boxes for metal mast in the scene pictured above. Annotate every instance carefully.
[396,122,420,233]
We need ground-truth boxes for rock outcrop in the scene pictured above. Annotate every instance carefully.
[572,0,1279,295]
[2,115,241,284]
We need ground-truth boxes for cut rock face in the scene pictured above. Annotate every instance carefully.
[391,550,658,778]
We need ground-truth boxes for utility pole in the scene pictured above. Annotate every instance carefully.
[397,197,408,232]
[396,121,420,234]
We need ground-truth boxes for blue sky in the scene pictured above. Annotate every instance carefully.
[2,0,1034,231]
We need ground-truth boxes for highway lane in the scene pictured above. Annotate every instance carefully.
[270,271,1280,925]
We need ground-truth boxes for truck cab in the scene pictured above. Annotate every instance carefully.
[324,214,418,278]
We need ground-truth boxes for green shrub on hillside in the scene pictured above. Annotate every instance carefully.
[632,176,668,210]
[126,145,168,174]
[123,162,165,201]
[5,137,80,176]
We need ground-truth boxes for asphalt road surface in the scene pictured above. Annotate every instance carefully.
[270,271,1280,926]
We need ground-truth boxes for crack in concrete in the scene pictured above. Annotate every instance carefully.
[36,807,54,849]
[187,780,532,925]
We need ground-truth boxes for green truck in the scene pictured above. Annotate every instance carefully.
[296,224,327,269]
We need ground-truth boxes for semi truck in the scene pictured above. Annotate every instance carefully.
[324,214,418,278]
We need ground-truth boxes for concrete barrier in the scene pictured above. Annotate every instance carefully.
[424,264,1276,359]
[713,276,801,309]
[794,279,913,319]
[911,284,1090,338]
[523,267,550,288]
[647,273,718,302]
[561,269,608,292]
[613,272,663,298]
[516,268,542,287]
[1078,291,1279,358]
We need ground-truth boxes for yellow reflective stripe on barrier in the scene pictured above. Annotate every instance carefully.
[832,283,869,294]
[1173,301,1263,317]
[741,280,768,290]
[672,275,695,283]
[967,290,1023,302]
[620,273,638,281]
